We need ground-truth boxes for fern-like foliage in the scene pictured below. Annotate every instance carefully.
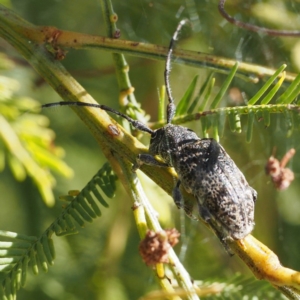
[143,273,284,299]
[170,63,300,143]
[0,69,73,206]
[0,162,117,300]
[202,273,284,299]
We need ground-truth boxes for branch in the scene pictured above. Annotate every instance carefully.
[1,4,300,298]
[0,5,297,84]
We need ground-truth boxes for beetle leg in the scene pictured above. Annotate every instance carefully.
[198,204,234,255]
[172,180,183,209]
[132,154,169,172]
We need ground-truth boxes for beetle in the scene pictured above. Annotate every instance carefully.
[43,20,257,248]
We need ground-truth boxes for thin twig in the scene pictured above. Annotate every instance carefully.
[218,0,300,37]
[0,5,297,83]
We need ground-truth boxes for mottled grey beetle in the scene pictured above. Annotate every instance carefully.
[43,20,257,247]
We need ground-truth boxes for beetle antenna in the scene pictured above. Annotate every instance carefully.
[165,19,190,124]
[42,101,154,134]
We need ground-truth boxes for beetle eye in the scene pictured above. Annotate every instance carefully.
[151,130,158,139]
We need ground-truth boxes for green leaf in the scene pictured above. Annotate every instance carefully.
[158,85,166,122]
[261,71,285,104]
[175,75,199,116]
[210,62,239,109]
[277,71,300,104]
[248,64,286,105]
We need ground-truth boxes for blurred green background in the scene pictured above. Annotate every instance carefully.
[1,0,300,299]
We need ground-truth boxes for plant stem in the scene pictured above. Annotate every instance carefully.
[115,154,200,300]
[0,5,297,84]
[1,4,300,298]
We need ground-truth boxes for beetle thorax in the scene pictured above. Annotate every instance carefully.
[148,124,199,165]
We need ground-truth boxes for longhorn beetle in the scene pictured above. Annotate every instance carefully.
[43,20,257,248]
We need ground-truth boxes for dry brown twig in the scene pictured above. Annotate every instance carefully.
[266,148,296,190]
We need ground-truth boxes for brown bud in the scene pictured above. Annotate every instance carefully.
[139,229,180,266]
[266,148,295,191]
